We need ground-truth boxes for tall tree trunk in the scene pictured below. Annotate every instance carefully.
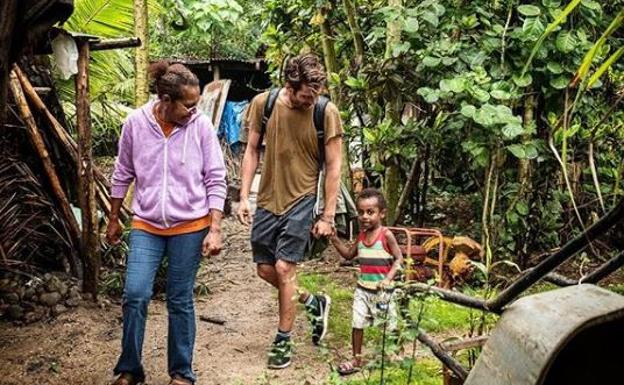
[342,0,365,67]
[519,93,534,193]
[418,145,431,227]
[75,40,100,298]
[134,0,149,106]
[517,93,535,266]
[385,157,402,223]
[0,0,18,125]
[393,155,421,225]
[383,0,403,224]
[319,6,339,102]
[318,4,352,187]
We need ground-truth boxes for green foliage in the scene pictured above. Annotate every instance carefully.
[260,0,624,265]
[151,0,262,59]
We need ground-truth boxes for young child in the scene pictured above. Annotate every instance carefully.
[330,188,403,375]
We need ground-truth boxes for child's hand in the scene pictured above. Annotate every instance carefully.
[378,278,392,290]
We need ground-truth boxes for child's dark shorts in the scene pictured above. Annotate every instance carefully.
[251,195,316,265]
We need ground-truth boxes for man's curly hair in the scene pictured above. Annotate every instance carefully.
[284,54,326,92]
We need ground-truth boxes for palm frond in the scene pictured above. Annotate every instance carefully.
[66,0,135,37]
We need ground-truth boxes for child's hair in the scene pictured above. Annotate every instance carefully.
[357,188,387,210]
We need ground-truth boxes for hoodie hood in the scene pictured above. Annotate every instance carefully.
[140,99,203,164]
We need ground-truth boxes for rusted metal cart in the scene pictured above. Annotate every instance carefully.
[387,227,483,288]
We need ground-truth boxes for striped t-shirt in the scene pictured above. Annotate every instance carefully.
[356,227,394,291]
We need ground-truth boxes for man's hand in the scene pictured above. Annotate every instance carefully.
[106,217,123,245]
[237,199,252,226]
[312,217,335,239]
[202,228,223,257]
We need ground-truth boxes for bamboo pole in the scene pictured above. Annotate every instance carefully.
[75,39,100,297]
[14,65,78,158]
[8,70,82,276]
[15,65,131,222]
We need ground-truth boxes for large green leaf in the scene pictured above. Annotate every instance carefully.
[68,0,134,37]
[518,5,542,17]
[550,76,570,89]
[555,30,576,53]
[522,0,583,75]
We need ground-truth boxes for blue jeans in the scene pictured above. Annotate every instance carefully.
[114,228,207,383]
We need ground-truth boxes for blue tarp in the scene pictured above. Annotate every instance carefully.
[218,100,248,152]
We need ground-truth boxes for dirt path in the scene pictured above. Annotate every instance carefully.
[0,219,335,385]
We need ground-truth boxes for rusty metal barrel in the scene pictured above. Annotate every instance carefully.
[464,284,624,385]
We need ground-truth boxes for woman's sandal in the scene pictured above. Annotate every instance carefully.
[337,360,362,376]
[169,375,192,385]
[112,373,140,385]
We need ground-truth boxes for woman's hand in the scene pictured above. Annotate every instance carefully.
[106,217,123,245]
[202,227,223,257]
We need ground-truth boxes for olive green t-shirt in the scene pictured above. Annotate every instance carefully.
[244,90,343,215]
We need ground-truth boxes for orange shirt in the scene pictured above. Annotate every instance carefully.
[132,215,212,236]
[131,106,211,236]
[154,105,175,137]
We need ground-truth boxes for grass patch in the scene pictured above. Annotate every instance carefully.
[339,357,443,385]
[299,272,492,384]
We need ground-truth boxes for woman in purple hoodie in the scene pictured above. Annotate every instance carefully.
[106,61,226,385]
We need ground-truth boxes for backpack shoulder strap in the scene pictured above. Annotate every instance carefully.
[314,95,330,169]
[258,88,280,150]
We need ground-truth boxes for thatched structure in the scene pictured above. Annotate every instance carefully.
[0,0,74,124]
[1,1,137,297]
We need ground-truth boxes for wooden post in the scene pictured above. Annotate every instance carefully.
[75,39,100,297]
[8,70,82,276]
[0,0,18,124]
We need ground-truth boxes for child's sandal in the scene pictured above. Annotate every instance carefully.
[337,360,361,376]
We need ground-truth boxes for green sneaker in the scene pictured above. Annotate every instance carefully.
[307,294,331,346]
[267,339,292,369]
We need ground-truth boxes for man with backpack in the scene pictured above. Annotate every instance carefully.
[237,53,343,369]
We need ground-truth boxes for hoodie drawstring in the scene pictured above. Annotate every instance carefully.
[182,126,189,164]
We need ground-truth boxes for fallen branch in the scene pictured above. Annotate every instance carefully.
[199,315,226,325]
[403,282,490,313]
[418,330,468,381]
[440,335,488,352]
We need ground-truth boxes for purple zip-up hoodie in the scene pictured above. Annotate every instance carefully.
[111,100,227,229]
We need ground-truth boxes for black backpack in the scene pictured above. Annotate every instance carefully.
[258,88,330,168]
[258,88,356,259]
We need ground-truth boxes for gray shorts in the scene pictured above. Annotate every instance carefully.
[352,287,397,330]
[251,195,316,265]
